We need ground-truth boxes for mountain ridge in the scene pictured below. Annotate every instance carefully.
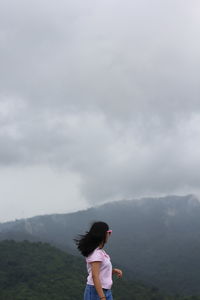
[1,194,200,295]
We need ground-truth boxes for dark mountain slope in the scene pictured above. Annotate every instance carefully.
[1,194,200,295]
[0,240,175,300]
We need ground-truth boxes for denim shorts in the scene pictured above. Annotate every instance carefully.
[84,284,113,300]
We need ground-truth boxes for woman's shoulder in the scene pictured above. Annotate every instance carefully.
[90,247,104,256]
[86,247,104,262]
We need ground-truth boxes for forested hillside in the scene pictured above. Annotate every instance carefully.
[1,195,200,295]
[1,239,197,300]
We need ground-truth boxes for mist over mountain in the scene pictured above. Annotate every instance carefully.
[1,194,200,295]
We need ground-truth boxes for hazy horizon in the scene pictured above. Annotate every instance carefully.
[1,193,199,224]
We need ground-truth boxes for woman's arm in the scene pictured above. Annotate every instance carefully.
[91,261,106,299]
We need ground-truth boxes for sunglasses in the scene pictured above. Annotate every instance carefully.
[107,230,112,235]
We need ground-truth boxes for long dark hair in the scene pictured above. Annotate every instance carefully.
[74,221,109,257]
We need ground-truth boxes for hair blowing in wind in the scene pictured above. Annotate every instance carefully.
[74,221,109,257]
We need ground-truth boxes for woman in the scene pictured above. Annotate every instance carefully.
[75,221,122,300]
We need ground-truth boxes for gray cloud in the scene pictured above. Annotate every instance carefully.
[1,0,200,220]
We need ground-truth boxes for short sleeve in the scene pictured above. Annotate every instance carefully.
[86,249,104,263]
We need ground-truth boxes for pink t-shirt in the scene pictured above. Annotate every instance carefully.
[86,247,113,289]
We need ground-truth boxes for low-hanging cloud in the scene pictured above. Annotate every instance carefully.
[1,0,200,220]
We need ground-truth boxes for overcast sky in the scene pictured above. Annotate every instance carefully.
[1,0,200,222]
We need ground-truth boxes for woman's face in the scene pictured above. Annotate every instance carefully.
[105,229,112,243]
